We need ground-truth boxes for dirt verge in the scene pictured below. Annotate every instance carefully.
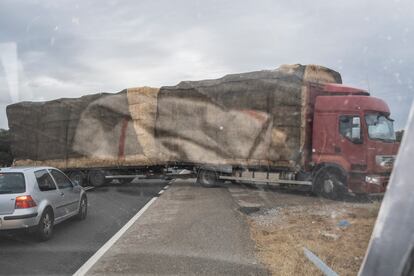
[248,201,380,276]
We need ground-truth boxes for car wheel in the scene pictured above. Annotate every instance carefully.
[76,196,87,220]
[37,209,54,241]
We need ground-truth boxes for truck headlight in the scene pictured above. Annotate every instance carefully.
[365,175,382,185]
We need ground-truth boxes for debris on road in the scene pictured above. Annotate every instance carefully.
[320,231,340,241]
[303,247,339,276]
[337,219,351,229]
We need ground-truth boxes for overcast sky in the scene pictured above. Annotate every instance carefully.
[0,0,413,130]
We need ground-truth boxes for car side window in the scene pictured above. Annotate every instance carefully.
[35,170,57,191]
[50,170,73,189]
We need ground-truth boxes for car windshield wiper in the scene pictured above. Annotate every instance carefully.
[0,190,13,194]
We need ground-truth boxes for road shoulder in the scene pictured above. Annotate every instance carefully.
[85,180,269,275]
[228,184,379,275]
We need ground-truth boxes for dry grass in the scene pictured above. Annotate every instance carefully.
[249,202,380,276]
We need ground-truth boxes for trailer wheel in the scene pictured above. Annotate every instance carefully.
[197,169,218,188]
[88,170,107,187]
[313,169,347,200]
[69,171,85,187]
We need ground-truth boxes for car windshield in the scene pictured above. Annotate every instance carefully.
[365,113,396,141]
[0,173,25,194]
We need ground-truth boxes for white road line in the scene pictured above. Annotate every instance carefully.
[73,196,158,276]
[159,183,171,195]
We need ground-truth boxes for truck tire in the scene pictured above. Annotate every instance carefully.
[197,169,218,188]
[313,169,347,200]
[88,170,107,187]
[69,171,85,187]
[37,208,54,241]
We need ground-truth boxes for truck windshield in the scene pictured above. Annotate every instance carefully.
[0,173,26,194]
[365,113,396,142]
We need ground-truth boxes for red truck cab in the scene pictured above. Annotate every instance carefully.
[310,83,399,196]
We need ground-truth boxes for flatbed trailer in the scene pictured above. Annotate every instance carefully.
[7,64,398,199]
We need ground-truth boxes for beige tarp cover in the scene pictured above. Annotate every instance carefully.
[6,64,341,169]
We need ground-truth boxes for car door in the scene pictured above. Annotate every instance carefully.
[49,169,80,217]
[34,169,65,220]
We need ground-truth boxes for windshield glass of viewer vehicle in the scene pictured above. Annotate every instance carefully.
[0,1,413,276]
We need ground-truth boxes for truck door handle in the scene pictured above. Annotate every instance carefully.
[334,146,341,153]
[60,192,64,196]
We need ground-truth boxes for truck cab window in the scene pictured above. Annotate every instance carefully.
[35,170,57,191]
[365,113,396,142]
[339,115,362,143]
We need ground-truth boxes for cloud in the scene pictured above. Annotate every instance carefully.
[0,42,19,102]
[0,0,413,129]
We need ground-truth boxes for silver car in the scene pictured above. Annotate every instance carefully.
[0,167,87,241]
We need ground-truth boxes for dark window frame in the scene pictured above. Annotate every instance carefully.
[49,169,73,190]
[35,169,57,192]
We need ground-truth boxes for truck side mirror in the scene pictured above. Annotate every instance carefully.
[351,117,362,144]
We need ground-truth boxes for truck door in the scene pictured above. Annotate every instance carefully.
[337,115,367,169]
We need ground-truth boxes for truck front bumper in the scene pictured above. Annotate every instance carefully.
[348,174,390,194]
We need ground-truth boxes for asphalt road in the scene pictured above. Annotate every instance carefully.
[86,180,269,275]
[0,179,167,276]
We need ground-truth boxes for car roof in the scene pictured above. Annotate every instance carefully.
[0,166,57,174]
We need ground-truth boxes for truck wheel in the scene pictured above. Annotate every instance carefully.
[76,196,88,220]
[69,171,85,187]
[313,169,346,200]
[197,170,218,188]
[88,170,107,187]
[37,208,54,241]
